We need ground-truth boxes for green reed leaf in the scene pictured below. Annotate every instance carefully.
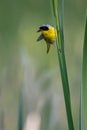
[18,90,23,130]
[51,0,74,129]
[82,11,87,129]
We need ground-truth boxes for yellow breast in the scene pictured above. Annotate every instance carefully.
[41,27,57,43]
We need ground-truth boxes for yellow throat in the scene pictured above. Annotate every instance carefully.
[41,27,57,43]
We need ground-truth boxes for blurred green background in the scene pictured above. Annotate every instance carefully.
[0,0,87,130]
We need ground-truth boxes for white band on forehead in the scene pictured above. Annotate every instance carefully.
[41,24,52,29]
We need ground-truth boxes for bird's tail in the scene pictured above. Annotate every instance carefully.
[46,43,50,54]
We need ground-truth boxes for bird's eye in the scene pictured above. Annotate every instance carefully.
[40,26,49,31]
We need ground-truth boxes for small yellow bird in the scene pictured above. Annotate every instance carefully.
[37,24,57,53]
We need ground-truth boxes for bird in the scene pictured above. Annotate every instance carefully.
[37,24,57,53]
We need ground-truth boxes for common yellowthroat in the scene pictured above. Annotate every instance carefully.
[37,24,57,53]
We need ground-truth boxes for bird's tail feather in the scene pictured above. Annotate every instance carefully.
[46,43,50,53]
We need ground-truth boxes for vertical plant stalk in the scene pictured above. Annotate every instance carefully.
[79,86,82,130]
[18,90,23,130]
[0,111,4,130]
[82,11,87,129]
[52,0,74,129]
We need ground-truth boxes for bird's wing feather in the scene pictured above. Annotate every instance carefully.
[37,34,44,41]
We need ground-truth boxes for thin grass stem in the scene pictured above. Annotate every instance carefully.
[51,0,74,129]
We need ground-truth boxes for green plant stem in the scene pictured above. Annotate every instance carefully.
[56,34,74,130]
[82,11,87,129]
[52,0,74,129]
[79,85,82,130]
[18,90,23,130]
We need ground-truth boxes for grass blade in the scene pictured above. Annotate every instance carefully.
[0,111,4,130]
[79,86,82,130]
[18,90,23,130]
[51,0,74,129]
[82,11,87,129]
[40,98,51,130]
